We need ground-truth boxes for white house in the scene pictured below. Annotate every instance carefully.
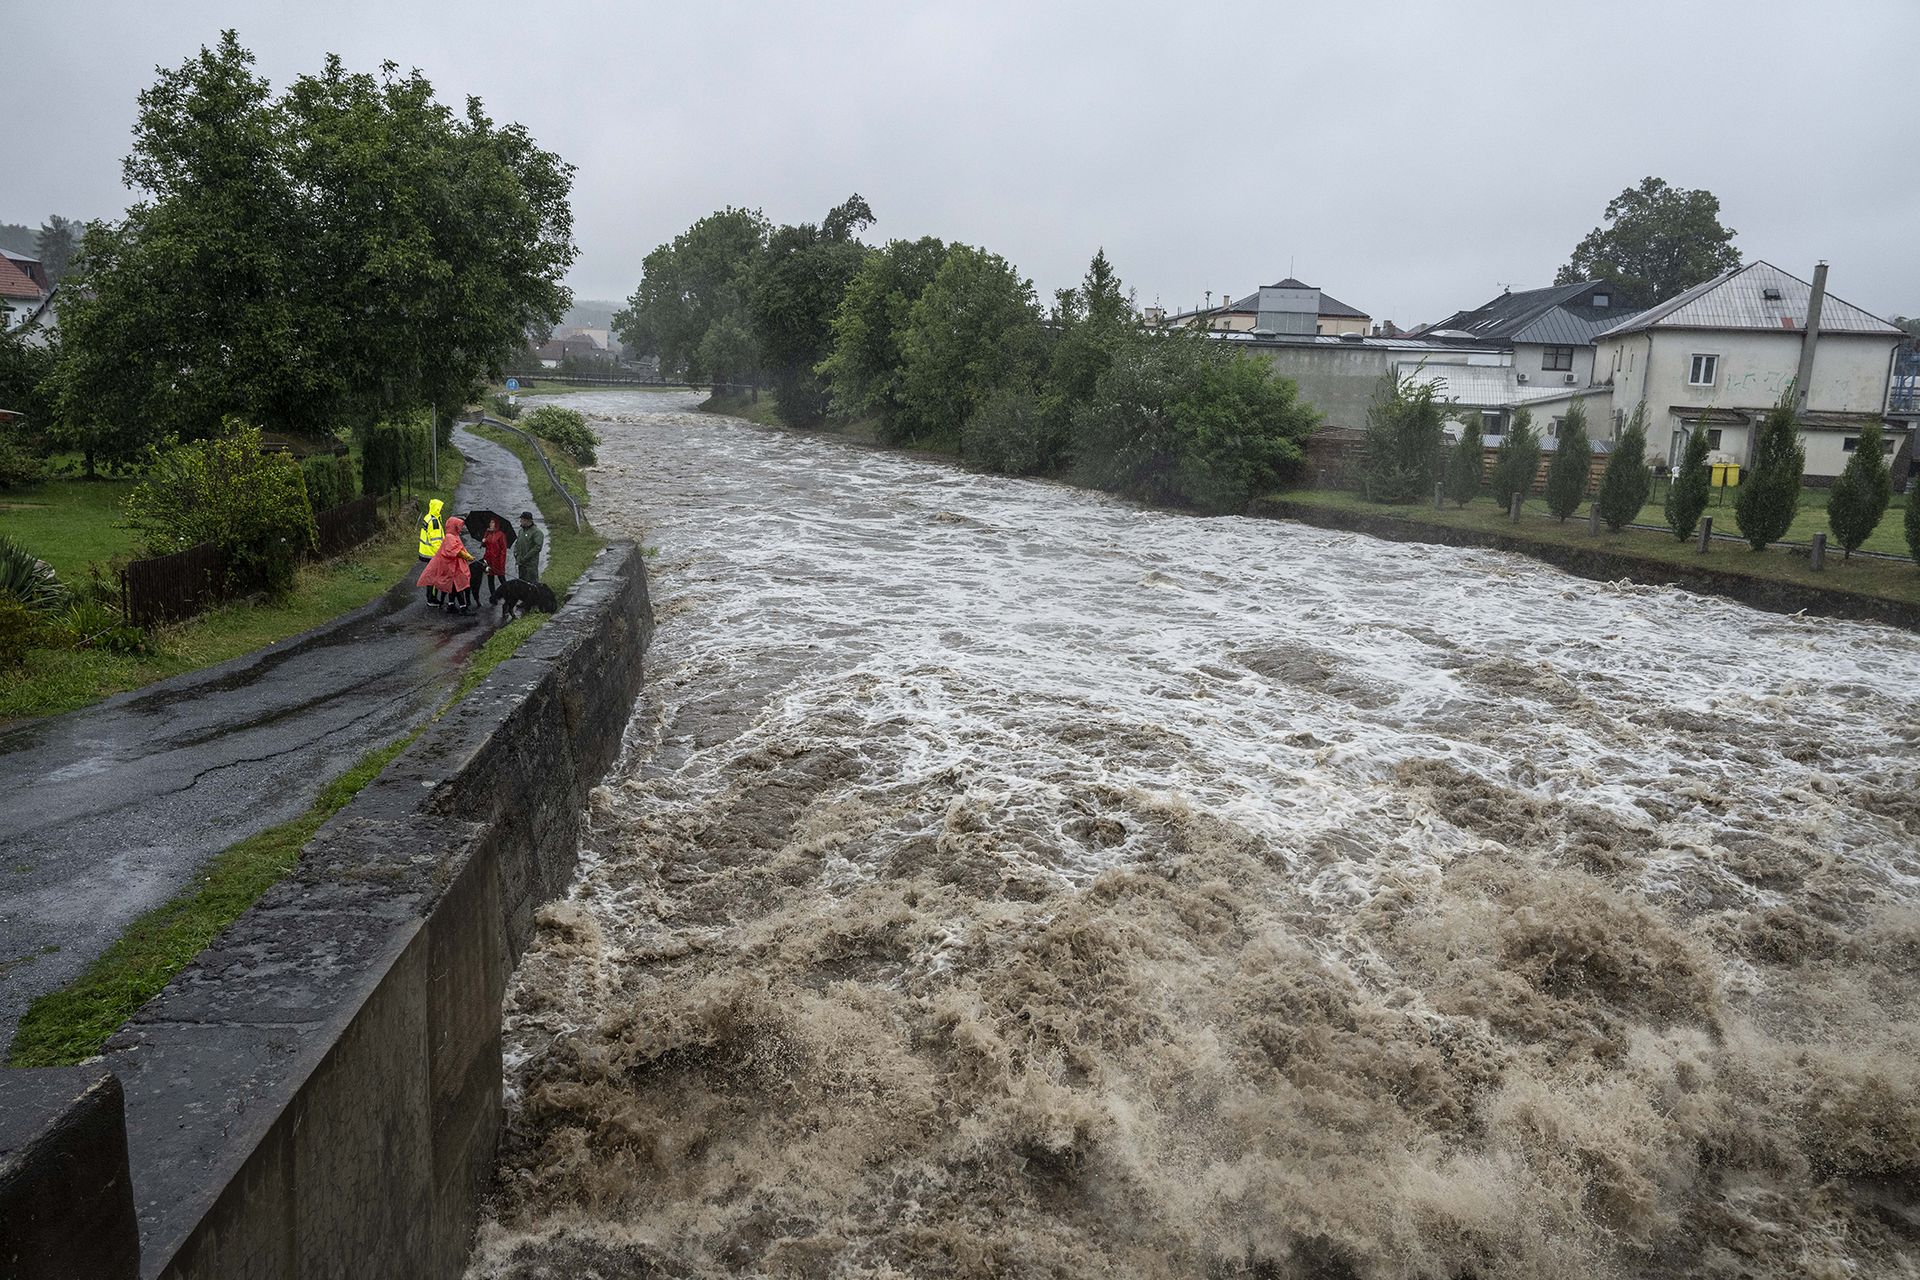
[1425,280,1629,392]
[0,251,48,332]
[1591,261,1911,478]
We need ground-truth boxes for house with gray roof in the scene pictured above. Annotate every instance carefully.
[1593,260,1913,480]
[1156,277,1371,336]
[1425,280,1629,390]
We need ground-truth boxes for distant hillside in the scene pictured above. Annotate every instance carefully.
[563,299,622,329]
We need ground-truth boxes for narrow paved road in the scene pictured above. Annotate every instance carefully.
[0,425,545,1056]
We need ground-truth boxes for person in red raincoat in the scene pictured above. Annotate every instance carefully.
[417,514,476,614]
[481,517,509,605]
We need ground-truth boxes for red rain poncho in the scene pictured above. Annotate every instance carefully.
[482,527,508,577]
[416,514,473,592]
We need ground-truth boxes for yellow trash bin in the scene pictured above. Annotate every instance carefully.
[1724,463,1740,487]
[1710,463,1727,487]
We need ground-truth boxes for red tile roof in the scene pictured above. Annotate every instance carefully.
[0,255,45,301]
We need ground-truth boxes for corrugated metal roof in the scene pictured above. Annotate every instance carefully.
[1393,362,1575,407]
[1510,304,1629,346]
[1597,261,1901,338]
[1429,281,1614,343]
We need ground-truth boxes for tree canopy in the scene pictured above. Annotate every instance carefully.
[615,206,769,383]
[1554,177,1741,308]
[54,32,576,457]
[749,195,874,423]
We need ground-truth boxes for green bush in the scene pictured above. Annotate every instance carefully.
[1444,416,1484,506]
[489,393,522,421]
[962,381,1062,476]
[0,598,36,666]
[1907,481,1920,565]
[1363,374,1445,503]
[521,405,598,466]
[1733,388,1804,550]
[126,422,316,598]
[1073,332,1315,511]
[1665,421,1712,540]
[1490,409,1541,510]
[360,415,433,497]
[1827,421,1891,560]
[46,599,148,655]
[1543,403,1592,521]
[0,432,44,490]
[301,453,356,512]
[1,533,69,612]
[1596,404,1653,531]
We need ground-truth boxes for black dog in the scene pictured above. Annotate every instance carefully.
[497,578,558,619]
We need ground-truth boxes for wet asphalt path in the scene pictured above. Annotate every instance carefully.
[0,424,545,1056]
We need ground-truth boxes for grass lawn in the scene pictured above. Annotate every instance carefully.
[6,735,415,1067]
[1,479,141,581]
[1276,488,1920,607]
[1641,477,1911,556]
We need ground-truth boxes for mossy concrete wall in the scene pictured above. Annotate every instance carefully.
[0,542,652,1280]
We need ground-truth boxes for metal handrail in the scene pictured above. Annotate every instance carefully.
[468,415,583,532]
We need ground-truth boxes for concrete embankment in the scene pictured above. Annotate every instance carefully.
[0,541,653,1280]
[1250,496,1920,632]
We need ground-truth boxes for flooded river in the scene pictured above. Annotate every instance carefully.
[470,391,1920,1279]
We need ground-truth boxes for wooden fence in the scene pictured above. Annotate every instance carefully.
[314,494,382,558]
[119,494,394,630]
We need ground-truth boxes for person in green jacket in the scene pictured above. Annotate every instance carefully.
[514,510,544,583]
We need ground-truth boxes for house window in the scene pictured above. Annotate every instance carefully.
[1542,346,1575,371]
[1706,428,1723,449]
[1843,437,1858,452]
[1592,292,1610,308]
[1688,353,1719,386]
[1545,418,1561,439]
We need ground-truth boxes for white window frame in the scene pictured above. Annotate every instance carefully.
[1688,353,1719,387]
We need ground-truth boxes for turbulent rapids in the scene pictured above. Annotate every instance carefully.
[468,391,1920,1279]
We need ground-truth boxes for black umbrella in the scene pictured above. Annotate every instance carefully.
[462,508,517,546]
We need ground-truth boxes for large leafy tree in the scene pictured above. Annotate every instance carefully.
[895,245,1045,445]
[1554,177,1741,308]
[1733,388,1804,550]
[1072,330,1316,510]
[616,206,769,382]
[748,194,873,425]
[54,32,575,460]
[817,235,947,435]
[1046,249,1137,433]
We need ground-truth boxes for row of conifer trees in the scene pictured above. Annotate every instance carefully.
[1412,382,1908,559]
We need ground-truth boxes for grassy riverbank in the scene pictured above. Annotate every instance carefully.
[1270,488,1920,608]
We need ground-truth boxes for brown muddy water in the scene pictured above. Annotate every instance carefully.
[468,391,1920,1279]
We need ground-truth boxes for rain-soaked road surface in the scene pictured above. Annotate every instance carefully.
[0,423,542,1055]
[471,392,1920,1279]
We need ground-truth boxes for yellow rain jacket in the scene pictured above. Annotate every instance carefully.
[417,498,445,558]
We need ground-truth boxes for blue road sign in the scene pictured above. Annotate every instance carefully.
[505,377,520,392]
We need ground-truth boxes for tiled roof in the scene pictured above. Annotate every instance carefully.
[0,256,46,301]
[1597,261,1901,338]
[1224,281,1369,319]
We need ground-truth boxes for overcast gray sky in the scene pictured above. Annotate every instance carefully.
[8,1,1918,326]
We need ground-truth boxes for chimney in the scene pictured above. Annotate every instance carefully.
[1793,261,1828,412]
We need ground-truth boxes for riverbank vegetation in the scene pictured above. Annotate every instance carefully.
[620,200,1318,511]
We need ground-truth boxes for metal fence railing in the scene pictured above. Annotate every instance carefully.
[473,416,583,532]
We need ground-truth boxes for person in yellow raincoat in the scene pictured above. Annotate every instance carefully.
[417,498,446,604]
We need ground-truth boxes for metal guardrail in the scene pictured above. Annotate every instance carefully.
[470,415,583,532]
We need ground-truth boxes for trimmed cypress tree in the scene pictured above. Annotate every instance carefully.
[1733,388,1805,550]
[1543,402,1591,521]
[1363,373,1445,503]
[1445,414,1484,506]
[1490,408,1541,511]
[1908,480,1920,566]
[1596,403,1653,531]
[1665,419,1712,540]
[1826,420,1891,559]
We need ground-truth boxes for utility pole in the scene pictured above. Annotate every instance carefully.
[430,402,439,486]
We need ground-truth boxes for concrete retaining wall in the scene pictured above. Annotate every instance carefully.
[0,542,652,1280]
[1252,497,1920,631]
